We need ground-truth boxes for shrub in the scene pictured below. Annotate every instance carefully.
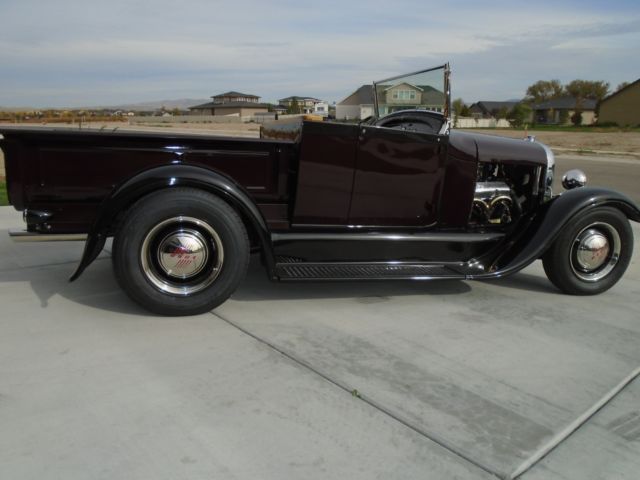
[509,103,532,128]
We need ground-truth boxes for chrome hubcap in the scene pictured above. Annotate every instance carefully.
[158,229,209,279]
[141,216,224,296]
[570,222,620,282]
[575,229,609,271]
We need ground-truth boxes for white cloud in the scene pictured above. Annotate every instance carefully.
[0,0,638,106]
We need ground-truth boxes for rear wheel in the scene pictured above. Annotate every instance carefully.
[542,207,633,295]
[113,188,249,315]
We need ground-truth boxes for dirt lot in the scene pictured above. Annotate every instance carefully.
[465,129,640,156]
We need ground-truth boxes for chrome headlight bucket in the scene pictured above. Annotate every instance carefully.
[562,169,587,190]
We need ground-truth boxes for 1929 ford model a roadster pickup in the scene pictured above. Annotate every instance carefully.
[1,64,639,315]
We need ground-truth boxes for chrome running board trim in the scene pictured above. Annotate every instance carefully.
[9,229,87,242]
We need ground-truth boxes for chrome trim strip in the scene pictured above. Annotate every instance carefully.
[9,230,88,242]
[272,232,504,243]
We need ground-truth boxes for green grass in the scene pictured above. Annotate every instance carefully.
[473,125,640,133]
[0,181,8,206]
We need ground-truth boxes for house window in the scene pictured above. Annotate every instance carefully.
[392,90,417,101]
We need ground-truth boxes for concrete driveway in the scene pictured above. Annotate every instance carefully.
[0,206,639,480]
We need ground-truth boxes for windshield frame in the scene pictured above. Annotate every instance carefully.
[372,63,451,122]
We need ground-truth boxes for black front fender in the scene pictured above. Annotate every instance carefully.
[473,187,640,279]
[70,164,275,281]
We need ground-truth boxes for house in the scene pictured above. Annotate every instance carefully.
[598,79,640,126]
[532,96,597,125]
[278,96,322,114]
[272,105,288,115]
[468,101,519,119]
[336,83,445,120]
[313,101,329,117]
[377,82,445,116]
[336,85,375,120]
[189,91,269,117]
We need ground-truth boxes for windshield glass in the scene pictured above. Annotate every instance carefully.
[374,64,449,119]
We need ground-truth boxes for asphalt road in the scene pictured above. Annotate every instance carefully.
[554,153,640,204]
[1,205,639,480]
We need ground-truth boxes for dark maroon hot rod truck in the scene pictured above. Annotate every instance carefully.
[1,65,639,315]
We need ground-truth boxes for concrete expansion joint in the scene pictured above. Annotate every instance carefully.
[508,365,640,480]
[211,311,504,480]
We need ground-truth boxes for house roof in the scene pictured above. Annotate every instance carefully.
[600,78,640,104]
[533,96,597,110]
[471,101,519,114]
[338,85,375,106]
[279,96,320,102]
[338,84,445,106]
[416,86,445,105]
[213,91,260,99]
[189,101,270,110]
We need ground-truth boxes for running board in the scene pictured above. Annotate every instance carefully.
[275,261,467,281]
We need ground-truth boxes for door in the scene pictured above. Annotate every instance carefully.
[291,121,360,226]
[348,125,446,227]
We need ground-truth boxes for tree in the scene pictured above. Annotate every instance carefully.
[564,80,609,126]
[564,80,609,102]
[452,98,466,117]
[570,111,583,126]
[452,98,467,126]
[509,103,532,128]
[287,98,300,114]
[495,107,509,120]
[525,80,563,104]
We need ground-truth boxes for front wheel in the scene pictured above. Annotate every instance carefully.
[542,207,633,295]
[112,188,250,315]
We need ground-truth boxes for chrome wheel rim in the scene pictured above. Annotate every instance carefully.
[141,216,224,295]
[570,222,620,282]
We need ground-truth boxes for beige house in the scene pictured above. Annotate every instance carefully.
[336,82,445,120]
[377,82,445,116]
[278,96,320,114]
[189,91,269,117]
[598,79,640,126]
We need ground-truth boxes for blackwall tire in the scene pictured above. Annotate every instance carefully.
[542,206,633,295]
[112,188,250,315]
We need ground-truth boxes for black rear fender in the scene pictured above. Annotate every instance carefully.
[70,164,275,281]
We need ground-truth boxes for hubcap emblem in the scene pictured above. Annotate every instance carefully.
[575,229,610,271]
[158,229,208,278]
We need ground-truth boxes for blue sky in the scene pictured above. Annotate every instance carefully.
[0,0,639,108]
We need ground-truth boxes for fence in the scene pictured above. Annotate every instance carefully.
[129,113,310,126]
[455,117,511,128]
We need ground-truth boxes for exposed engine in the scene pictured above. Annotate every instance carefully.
[469,163,532,227]
[471,181,515,225]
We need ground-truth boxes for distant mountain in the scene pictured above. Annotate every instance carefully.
[88,98,211,111]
